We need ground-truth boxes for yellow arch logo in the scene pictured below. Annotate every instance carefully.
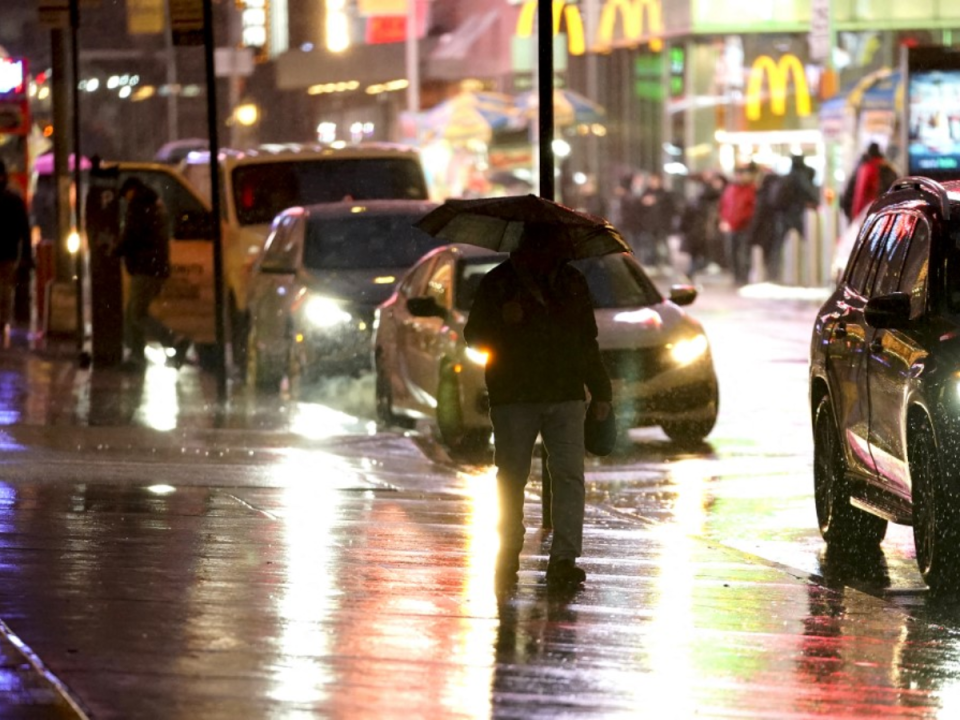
[745,54,811,121]
[516,0,586,56]
[596,0,662,52]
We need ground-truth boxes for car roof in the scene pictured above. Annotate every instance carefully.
[184,142,422,167]
[297,199,438,219]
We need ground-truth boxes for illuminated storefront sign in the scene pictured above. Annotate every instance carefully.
[596,0,662,52]
[745,54,811,121]
[0,58,25,96]
[515,0,586,56]
[514,0,662,55]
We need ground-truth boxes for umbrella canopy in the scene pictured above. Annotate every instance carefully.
[422,91,524,143]
[414,194,631,260]
[515,89,606,127]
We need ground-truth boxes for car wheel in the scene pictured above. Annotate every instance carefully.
[246,330,283,392]
[661,383,719,445]
[229,294,250,375]
[436,364,488,453]
[813,395,887,550]
[909,413,960,591]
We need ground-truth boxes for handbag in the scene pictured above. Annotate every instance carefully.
[584,403,617,456]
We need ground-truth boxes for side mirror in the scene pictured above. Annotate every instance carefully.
[865,292,912,330]
[669,285,698,307]
[407,296,447,319]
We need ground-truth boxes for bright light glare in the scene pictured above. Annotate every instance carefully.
[66,229,81,254]
[552,138,571,158]
[464,347,488,366]
[304,296,351,328]
[613,308,662,327]
[146,484,176,495]
[669,334,708,366]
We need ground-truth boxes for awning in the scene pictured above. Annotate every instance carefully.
[427,10,500,80]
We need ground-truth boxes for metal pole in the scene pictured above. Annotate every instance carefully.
[202,0,228,402]
[537,0,554,528]
[163,0,180,142]
[70,0,84,354]
[538,0,555,201]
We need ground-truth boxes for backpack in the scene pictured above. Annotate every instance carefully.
[767,174,794,211]
[878,162,898,194]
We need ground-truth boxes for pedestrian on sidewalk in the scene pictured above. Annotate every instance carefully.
[765,155,819,284]
[636,173,677,269]
[0,160,31,343]
[463,222,612,590]
[845,142,898,220]
[718,163,757,285]
[114,177,189,370]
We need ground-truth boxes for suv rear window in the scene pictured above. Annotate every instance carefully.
[232,158,428,225]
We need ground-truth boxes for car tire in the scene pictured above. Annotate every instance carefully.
[246,331,283,392]
[436,364,489,454]
[909,413,960,591]
[661,383,719,446]
[813,395,887,550]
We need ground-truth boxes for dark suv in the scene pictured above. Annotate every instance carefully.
[809,176,960,590]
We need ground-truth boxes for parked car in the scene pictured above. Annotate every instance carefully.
[180,142,431,369]
[373,244,719,452]
[808,175,960,591]
[245,199,440,390]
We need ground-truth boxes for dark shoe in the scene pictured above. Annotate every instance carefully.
[169,337,191,369]
[546,558,586,588]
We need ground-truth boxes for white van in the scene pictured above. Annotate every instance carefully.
[179,142,430,368]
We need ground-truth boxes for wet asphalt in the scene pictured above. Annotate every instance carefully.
[0,277,953,719]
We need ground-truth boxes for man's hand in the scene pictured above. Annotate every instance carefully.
[590,400,612,421]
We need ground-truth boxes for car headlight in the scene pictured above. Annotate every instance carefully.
[465,346,489,366]
[668,334,709,366]
[304,296,352,328]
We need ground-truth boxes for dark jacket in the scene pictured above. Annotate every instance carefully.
[463,259,612,407]
[0,187,30,264]
[115,185,171,278]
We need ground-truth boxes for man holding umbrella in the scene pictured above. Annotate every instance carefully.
[462,222,612,589]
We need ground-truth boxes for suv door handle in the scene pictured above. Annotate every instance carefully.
[832,323,847,339]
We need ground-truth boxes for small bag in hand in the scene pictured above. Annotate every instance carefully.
[584,402,617,456]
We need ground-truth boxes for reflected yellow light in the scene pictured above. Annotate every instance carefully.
[373,275,395,284]
[290,402,358,440]
[136,352,180,431]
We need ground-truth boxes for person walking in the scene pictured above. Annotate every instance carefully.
[463,223,612,590]
[679,171,725,281]
[766,155,819,284]
[718,164,757,286]
[114,177,188,370]
[847,142,898,220]
[636,173,677,269]
[0,161,31,344]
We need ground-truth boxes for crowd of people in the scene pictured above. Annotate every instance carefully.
[589,155,827,286]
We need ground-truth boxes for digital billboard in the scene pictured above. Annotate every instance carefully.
[905,46,960,179]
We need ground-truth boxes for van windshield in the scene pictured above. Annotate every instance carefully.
[232,158,428,225]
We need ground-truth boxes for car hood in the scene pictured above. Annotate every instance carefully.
[594,302,705,349]
[301,267,404,308]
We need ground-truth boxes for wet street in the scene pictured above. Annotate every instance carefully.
[3,278,960,719]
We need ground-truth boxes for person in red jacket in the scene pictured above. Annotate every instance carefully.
[850,142,898,219]
[719,164,758,285]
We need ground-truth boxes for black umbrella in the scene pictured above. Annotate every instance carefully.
[414,194,631,260]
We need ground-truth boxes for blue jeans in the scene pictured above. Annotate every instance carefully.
[490,401,587,563]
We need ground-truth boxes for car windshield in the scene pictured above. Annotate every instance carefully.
[457,252,662,311]
[303,213,441,270]
[572,253,663,308]
[232,159,428,225]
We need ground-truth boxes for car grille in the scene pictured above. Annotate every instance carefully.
[601,347,672,381]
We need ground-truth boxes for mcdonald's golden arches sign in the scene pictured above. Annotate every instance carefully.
[514,0,663,55]
[745,54,812,122]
